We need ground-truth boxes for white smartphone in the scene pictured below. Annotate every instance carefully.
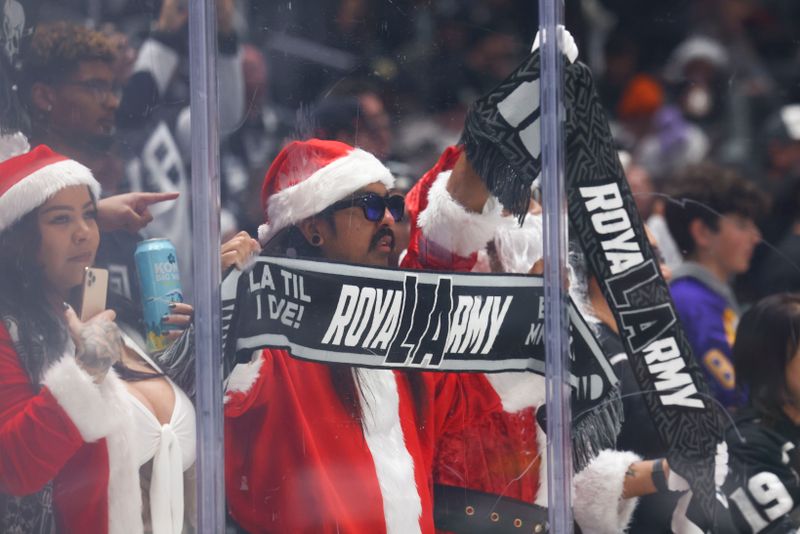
[77,267,109,321]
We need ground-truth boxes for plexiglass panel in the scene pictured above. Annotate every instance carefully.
[0,1,208,532]
[3,1,799,533]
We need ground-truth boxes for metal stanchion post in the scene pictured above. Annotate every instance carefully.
[188,0,225,531]
[539,0,573,532]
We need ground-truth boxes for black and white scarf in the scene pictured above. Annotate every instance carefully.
[460,47,723,521]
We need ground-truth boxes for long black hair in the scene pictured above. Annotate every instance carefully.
[0,209,67,382]
[0,191,156,384]
[733,293,800,419]
[265,221,428,425]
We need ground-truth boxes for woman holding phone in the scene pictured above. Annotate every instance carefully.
[0,141,259,534]
[0,144,143,533]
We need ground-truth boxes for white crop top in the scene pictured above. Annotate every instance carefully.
[122,334,196,534]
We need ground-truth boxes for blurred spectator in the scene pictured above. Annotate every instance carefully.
[754,105,800,296]
[663,33,774,169]
[0,0,36,135]
[596,31,640,113]
[757,105,800,240]
[614,74,708,183]
[755,175,800,297]
[664,162,767,411]
[307,79,394,160]
[663,36,730,128]
[19,21,145,304]
[115,0,244,299]
[20,21,122,189]
[743,105,800,300]
[619,150,682,271]
[220,44,292,237]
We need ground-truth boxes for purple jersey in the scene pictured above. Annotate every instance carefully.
[670,271,745,410]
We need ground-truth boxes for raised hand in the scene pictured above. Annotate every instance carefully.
[96,191,180,233]
[162,302,194,340]
[221,230,261,271]
[217,0,236,35]
[64,306,123,383]
[156,0,189,33]
[531,25,579,63]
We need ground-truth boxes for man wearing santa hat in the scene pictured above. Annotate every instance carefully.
[223,132,661,533]
[223,138,493,533]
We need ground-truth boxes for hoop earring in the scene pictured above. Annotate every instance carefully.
[310,234,322,246]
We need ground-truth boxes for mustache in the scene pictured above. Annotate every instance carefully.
[369,227,395,251]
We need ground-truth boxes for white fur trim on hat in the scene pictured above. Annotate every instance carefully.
[356,368,422,534]
[0,158,101,232]
[573,449,641,534]
[417,170,505,257]
[259,148,394,244]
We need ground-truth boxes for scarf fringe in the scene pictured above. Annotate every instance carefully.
[459,50,544,221]
[571,383,625,472]
[459,124,533,221]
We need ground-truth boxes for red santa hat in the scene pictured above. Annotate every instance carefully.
[0,142,101,233]
[258,138,394,244]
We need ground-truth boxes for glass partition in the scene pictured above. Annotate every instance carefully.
[3,0,799,533]
[0,0,207,532]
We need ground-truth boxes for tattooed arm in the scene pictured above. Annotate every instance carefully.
[64,307,122,383]
[622,459,664,498]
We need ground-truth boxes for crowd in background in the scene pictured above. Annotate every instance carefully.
[15,0,799,301]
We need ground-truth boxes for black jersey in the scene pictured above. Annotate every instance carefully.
[719,410,800,533]
[673,409,800,533]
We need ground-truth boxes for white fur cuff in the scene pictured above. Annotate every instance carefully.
[486,372,546,412]
[573,450,642,534]
[42,356,116,442]
[417,170,506,257]
[224,352,264,403]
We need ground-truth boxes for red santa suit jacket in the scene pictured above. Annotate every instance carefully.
[401,146,642,534]
[224,350,500,533]
[0,321,142,534]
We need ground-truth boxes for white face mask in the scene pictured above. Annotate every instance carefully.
[493,213,544,274]
[684,85,712,119]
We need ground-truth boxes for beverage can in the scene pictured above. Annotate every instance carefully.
[134,238,183,352]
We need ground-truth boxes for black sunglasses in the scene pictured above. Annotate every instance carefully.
[325,192,405,222]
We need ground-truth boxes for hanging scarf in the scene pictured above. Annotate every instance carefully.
[221,255,622,469]
[459,47,723,520]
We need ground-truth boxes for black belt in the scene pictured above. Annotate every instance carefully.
[433,484,550,533]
